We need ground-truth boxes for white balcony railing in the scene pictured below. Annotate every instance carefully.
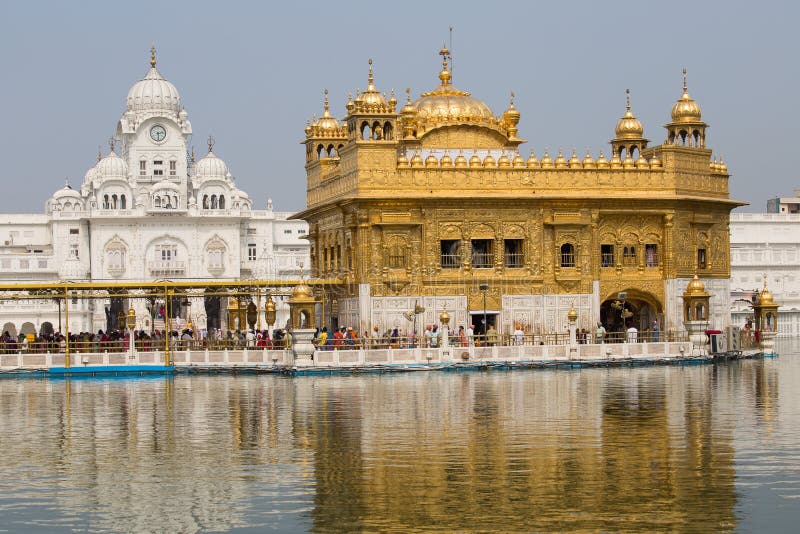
[148,260,185,274]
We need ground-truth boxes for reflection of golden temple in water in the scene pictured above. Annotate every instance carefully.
[302,369,744,531]
[0,359,782,531]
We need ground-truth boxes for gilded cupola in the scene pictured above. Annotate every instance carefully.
[350,59,395,114]
[346,60,398,142]
[665,69,708,148]
[307,90,346,139]
[611,89,648,159]
[615,89,644,138]
[670,70,702,122]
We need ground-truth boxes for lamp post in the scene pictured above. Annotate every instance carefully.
[264,294,277,339]
[479,283,489,343]
[439,304,450,350]
[126,307,136,360]
[246,301,257,332]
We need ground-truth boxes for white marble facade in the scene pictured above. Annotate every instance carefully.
[0,51,309,336]
[337,277,729,339]
[730,212,800,336]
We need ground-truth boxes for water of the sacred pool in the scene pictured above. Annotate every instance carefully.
[1,340,799,532]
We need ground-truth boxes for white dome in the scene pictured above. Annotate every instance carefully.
[96,150,128,179]
[194,151,229,180]
[153,179,179,191]
[83,165,98,184]
[126,66,181,115]
[53,183,82,201]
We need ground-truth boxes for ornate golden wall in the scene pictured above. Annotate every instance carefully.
[295,51,741,330]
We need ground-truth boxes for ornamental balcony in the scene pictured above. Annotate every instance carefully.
[148,260,185,275]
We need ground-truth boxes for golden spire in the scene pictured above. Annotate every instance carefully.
[367,58,374,89]
[150,44,156,68]
[207,135,215,154]
[438,46,452,85]
[626,88,631,112]
[323,88,331,117]
[97,146,102,162]
[683,67,688,94]
[108,137,116,153]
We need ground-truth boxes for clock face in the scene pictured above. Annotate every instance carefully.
[150,125,166,142]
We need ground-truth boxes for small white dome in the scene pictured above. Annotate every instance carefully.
[53,183,82,201]
[194,151,229,180]
[153,179,179,191]
[96,150,128,179]
[126,66,181,115]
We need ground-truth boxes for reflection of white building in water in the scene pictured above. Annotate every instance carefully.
[0,48,309,336]
[730,210,800,336]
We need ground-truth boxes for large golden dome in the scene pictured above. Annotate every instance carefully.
[410,48,494,125]
[670,69,702,122]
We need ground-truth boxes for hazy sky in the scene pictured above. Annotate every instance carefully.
[0,0,797,214]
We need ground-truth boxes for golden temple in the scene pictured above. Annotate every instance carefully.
[294,50,743,336]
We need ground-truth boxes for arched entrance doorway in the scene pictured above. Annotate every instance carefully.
[204,294,221,332]
[40,322,54,337]
[600,289,663,339]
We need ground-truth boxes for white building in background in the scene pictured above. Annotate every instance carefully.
[730,211,800,336]
[0,48,309,337]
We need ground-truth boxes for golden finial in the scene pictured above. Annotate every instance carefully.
[323,88,330,114]
[368,58,374,85]
[567,301,578,322]
[207,135,215,154]
[510,91,515,107]
[406,87,411,102]
[438,46,451,85]
[97,146,102,162]
[763,273,768,290]
[626,88,631,111]
[682,67,687,94]
[150,44,156,68]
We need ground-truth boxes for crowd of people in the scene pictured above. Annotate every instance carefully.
[1,320,675,354]
[0,327,295,353]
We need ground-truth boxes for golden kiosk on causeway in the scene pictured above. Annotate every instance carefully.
[293,49,743,338]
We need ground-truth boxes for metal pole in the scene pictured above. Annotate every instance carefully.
[64,286,70,369]
[479,283,489,342]
[483,292,487,340]
[164,282,170,366]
